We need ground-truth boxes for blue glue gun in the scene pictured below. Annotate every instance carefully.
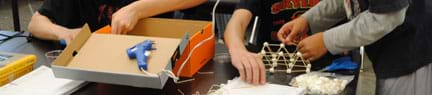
[127,40,155,71]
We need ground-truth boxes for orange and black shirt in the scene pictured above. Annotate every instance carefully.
[236,0,319,44]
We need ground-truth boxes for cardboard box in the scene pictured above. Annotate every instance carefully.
[52,18,213,89]
[95,18,215,77]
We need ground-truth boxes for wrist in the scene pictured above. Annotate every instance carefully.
[51,25,69,41]
[298,16,310,32]
[228,45,248,53]
[50,25,63,40]
[299,15,312,34]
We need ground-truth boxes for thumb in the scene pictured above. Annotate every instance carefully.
[111,22,118,34]
[277,26,288,43]
[111,15,120,34]
[277,23,293,43]
[285,25,300,44]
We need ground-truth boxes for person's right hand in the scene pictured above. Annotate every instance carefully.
[56,28,81,45]
[277,16,309,45]
[111,2,140,34]
[229,48,266,85]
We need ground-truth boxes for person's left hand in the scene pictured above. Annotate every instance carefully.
[297,32,327,61]
[56,28,81,45]
[111,3,140,34]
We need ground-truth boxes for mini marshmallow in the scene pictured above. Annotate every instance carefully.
[272,62,278,67]
[271,58,278,63]
[269,68,275,73]
[289,58,295,62]
[271,54,277,58]
[278,52,284,56]
[260,50,266,55]
[289,63,294,68]
[287,69,292,73]
[296,52,302,56]
[263,42,269,46]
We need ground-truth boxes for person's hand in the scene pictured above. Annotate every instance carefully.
[277,16,309,45]
[229,48,266,85]
[56,28,81,45]
[297,32,327,61]
[111,3,140,34]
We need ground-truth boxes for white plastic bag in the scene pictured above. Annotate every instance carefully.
[289,72,354,94]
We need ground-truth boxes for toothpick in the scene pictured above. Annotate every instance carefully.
[258,42,311,74]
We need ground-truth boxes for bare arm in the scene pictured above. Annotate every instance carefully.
[111,0,208,34]
[224,9,266,85]
[224,9,253,51]
[134,0,207,18]
[27,12,81,44]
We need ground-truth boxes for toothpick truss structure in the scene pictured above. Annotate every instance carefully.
[258,42,311,74]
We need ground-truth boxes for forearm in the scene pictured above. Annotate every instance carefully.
[132,0,207,19]
[28,12,69,41]
[323,6,408,54]
[301,0,346,33]
[224,9,253,51]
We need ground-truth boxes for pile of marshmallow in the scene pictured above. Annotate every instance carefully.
[290,72,349,94]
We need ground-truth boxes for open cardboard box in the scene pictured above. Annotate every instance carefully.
[52,18,214,89]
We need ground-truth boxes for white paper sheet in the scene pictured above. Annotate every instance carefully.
[208,77,305,95]
[0,66,86,95]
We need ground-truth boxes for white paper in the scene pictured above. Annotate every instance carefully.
[209,77,305,95]
[0,66,86,95]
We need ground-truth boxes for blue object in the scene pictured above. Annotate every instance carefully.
[59,39,67,46]
[127,40,154,71]
[323,57,358,71]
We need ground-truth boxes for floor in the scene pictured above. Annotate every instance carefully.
[0,0,42,31]
[357,54,376,95]
[0,0,377,94]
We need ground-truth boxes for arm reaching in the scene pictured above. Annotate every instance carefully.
[28,12,81,45]
[111,0,208,34]
[224,9,266,85]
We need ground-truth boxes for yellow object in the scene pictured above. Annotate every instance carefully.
[0,53,37,86]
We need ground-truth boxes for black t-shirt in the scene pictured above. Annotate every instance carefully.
[38,0,136,31]
[237,0,319,44]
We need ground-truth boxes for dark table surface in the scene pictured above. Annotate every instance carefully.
[0,34,358,95]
